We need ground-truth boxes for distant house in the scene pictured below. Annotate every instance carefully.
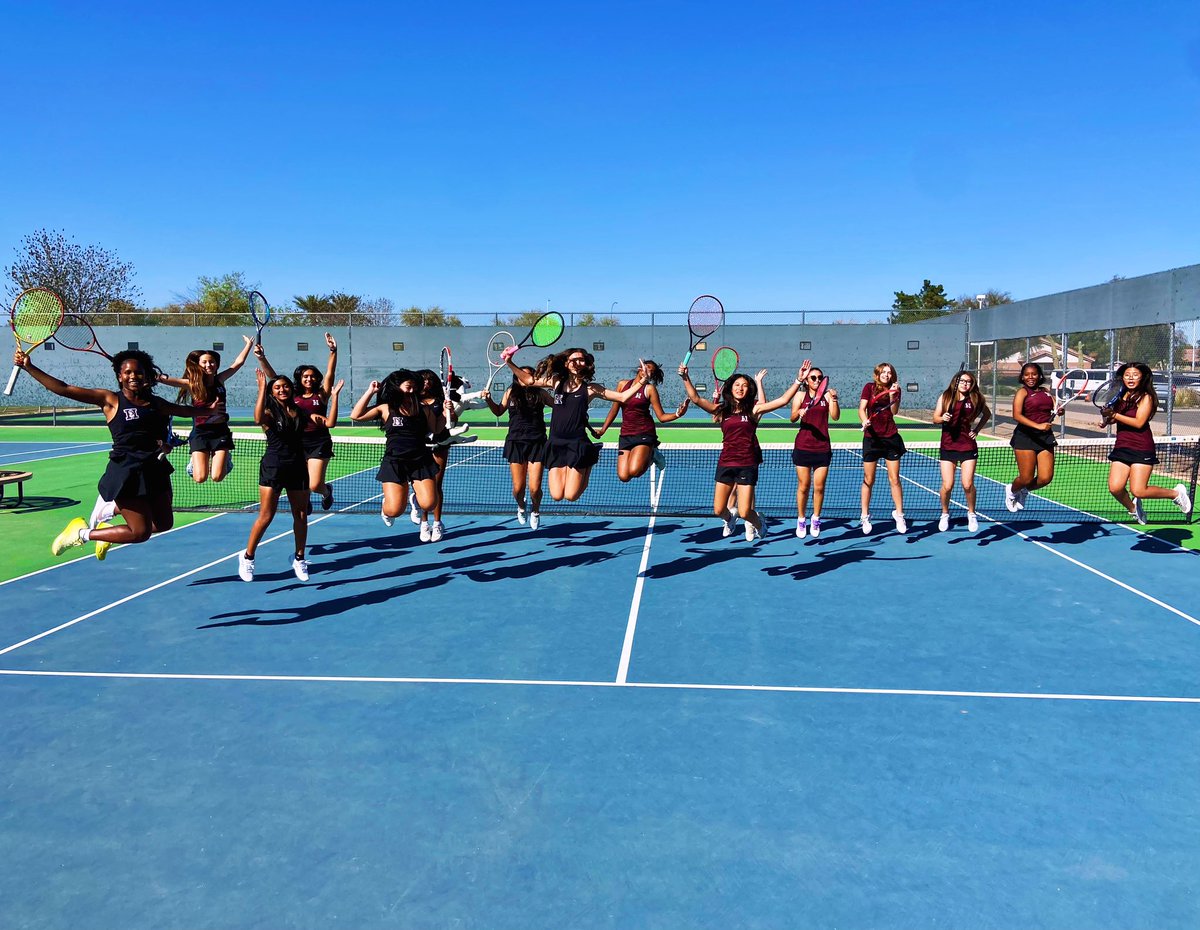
[996,339,1097,375]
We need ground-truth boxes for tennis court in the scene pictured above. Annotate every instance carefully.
[2,428,1199,927]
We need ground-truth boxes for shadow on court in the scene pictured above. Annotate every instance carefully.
[762,546,931,581]
[0,495,79,514]
[199,575,452,628]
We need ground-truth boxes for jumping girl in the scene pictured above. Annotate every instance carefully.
[411,369,452,542]
[502,347,646,503]
[790,361,840,538]
[484,365,547,528]
[160,335,255,483]
[932,370,991,532]
[592,360,689,481]
[679,364,804,540]
[1006,362,1056,512]
[15,348,208,559]
[291,333,339,511]
[859,362,907,534]
[1101,362,1192,522]
[351,370,445,536]
[238,369,344,583]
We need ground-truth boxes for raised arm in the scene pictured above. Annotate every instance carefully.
[12,351,115,409]
[253,343,277,380]
[592,382,628,437]
[321,333,338,395]
[677,364,719,415]
[592,374,647,404]
[754,368,803,416]
[252,368,271,426]
[350,381,383,422]
[484,386,508,417]
[314,379,345,428]
[219,335,255,381]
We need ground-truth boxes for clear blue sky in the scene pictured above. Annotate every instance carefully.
[3,1,1198,316]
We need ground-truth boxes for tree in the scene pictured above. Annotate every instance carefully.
[398,305,462,326]
[888,279,952,323]
[506,309,547,328]
[578,313,620,327]
[950,289,1013,312]
[5,228,142,316]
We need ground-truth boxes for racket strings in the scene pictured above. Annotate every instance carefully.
[688,296,724,335]
[13,291,64,342]
[530,313,564,347]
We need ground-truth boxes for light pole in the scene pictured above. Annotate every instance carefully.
[972,295,986,370]
[610,301,618,316]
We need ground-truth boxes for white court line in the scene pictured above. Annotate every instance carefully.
[0,513,337,656]
[1,667,1198,705]
[0,445,111,466]
[900,475,1200,628]
[0,440,109,459]
[616,513,657,684]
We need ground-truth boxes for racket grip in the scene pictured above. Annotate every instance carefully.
[4,364,20,396]
[682,350,694,366]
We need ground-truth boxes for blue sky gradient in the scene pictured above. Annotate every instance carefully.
[3,1,1198,315]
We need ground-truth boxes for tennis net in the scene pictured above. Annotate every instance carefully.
[167,433,1199,524]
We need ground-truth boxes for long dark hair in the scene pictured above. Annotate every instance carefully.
[939,369,987,415]
[176,348,217,404]
[549,348,596,384]
[415,368,444,405]
[111,349,162,400]
[379,368,420,424]
[264,376,303,436]
[510,367,544,413]
[717,373,757,421]
[1115,362,1158,413]
[293,364,325,399]
[635,360,664,386]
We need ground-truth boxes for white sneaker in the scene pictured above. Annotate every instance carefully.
[892,511,907,534]
[1015,487,1029,510]
[652,449,667,470]
[516,506,527,525]
[1004,486,1018,513]
[937,513,949,532]
[967,512,979,532]
[186,461,194,478]
[529,511,540,530]
[796,517,807,539]
[291,557,309,582]
[861,513,872,535]
[448,432,479,445]
[745,516,761,542]
[1132,500,1147,525]
[722,516,735,537]
[449,423,471,436]
[381,509,394,528]
[238,552,255,582]
[419,520,431,542]
[1174,484,1192,515]
[810,518,821,538]
[409,496,421,524]
[431,520,444,542]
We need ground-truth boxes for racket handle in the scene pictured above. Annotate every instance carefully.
[682,349,694,366]
[4,364,20,396]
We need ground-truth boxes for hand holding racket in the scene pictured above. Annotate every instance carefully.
[1092,377,1125,422]
[863,384,899,431]
[248,290,271,346]
[681,295,724,367]
[5,287,66,395]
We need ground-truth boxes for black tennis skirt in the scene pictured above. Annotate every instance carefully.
[259,457,308,491]
[189,425,234,454]
[862,432,906,463]
[302,430,334,461]
[377,452,439,484]
[715,464,759,486]
[543,437,601,470]
[618,432,659,452]
[1010,426,1056,452]
[504,437,546,465]
[1107,446,1158,466]
[791,449,832,469]
[98,453,174,501]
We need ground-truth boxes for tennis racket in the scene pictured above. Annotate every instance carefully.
[1053,368,1088,415]
[947,363,968,418]
[440,345,456,424]
[510,311,565,355]
[5,287,66,395]
[248,291,271,346]
[681,295,724,367]
[711,345,738,401]
[810,376,829,406]
[53,313,113,360]
[1092,377,1124,417]
[864,384,900,430]
[484,330,515,392]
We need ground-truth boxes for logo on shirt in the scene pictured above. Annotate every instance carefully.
[123,408,141,421]
[390,416,405,427]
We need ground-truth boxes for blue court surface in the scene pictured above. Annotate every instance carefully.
[2,500,1199,928]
